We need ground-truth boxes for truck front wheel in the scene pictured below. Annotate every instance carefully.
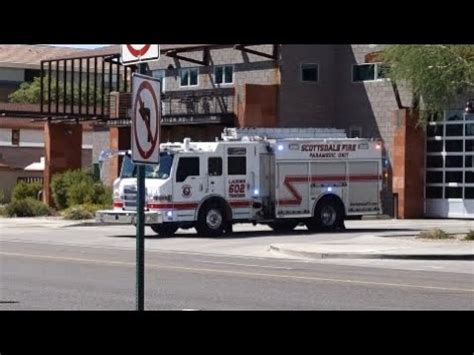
[196,203,226,238]
[150,223,179,238]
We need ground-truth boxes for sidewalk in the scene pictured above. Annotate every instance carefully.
[270,235,474,261]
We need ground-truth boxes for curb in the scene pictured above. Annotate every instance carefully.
[269,245,474,261]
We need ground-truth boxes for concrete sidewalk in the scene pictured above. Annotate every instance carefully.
[270,235,474,261]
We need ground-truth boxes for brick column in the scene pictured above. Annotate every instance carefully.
[106,126,131,186]
[392,109,425,218]
[237,84,279,128]
[43,122,83,207]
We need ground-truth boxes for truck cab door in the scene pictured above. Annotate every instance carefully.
[173,156,204,208]
[225,147,253,218]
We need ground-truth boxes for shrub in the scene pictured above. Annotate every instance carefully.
[0,188,9,204]
[464,230,474,241]
[62,203,110,220]
[5,198,52,217]
[417,228,453,240]
[12,181,42,201]
[0,205,6,216]
[51,170,111,210]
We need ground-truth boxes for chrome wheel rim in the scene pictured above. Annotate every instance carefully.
[206,209,223,230]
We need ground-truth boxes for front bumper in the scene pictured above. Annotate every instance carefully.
[96,210,163,225]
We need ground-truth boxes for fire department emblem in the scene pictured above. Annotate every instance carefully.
[182,185,192,198]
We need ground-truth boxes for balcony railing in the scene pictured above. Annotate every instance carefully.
[161,88,235,125]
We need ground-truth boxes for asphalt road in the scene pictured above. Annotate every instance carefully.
[1,240,473,310]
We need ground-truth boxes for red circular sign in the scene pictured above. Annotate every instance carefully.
[127,45,151,58]
[133,80,159,160]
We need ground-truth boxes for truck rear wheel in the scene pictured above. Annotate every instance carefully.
[306,197,345,232]
[267,220,298,233]
[150,223,179,238]
[196,203,226,238]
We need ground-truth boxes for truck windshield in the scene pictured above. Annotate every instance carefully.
[120,153,174,179]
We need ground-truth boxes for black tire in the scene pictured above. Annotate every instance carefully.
[196,202,226,238]
[150,223,179,238]
[267,220,299,233]
[307,197,345,232]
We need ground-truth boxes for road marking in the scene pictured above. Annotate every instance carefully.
[1,251,473,293]
[191,259,294,270]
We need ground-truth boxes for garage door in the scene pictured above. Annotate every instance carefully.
[425,110,474,218]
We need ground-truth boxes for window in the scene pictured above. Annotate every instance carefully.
[215,65,233,85]
[445,171,463,183]
[446,156,463,168]
[426,186,443,199]
[465,187,474,199]
[466,171,474,183]
[427,140,443,153]
[426,155,443,168]
[24,69,40,83]
[426,171,443,183]
[445,140,463,152]
[445,187,462,199]
[176,157,200,182]
[445,124,463,136]
[180,68,198,87]
[427,124,443,137]
[352,63,386,82]
[228,157,246,175]
[152,70,166,91]
[208,157,222,176]
[11,129,19,146]
[301,63,319,82]
[349,126,362,138]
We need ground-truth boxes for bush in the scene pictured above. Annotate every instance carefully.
[51,170,112,210]
[12,181,42,201]
[0,188,9,204]
[0,205,6,216]
[464,230,474,241]
[5,198,52,217]
[417,228,453,240]
[63,203,109,220]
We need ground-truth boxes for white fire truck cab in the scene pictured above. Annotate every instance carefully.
[96,128,383,237]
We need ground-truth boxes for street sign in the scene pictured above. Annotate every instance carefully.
[131,73,161,165]
[121,45,160,65]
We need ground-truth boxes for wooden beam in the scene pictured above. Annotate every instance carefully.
[165,51,208,66]
[234,45,277,60]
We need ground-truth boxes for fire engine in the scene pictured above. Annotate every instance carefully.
[96,128,383,237]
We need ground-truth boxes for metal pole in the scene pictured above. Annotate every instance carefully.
[136,62,148,311]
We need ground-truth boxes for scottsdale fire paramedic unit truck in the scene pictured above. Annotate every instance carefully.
[97,128,383,237]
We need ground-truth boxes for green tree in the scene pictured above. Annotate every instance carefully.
[8,76,103,105]
[382,45,474,124]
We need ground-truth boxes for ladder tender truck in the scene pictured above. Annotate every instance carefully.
[96,128,383,237]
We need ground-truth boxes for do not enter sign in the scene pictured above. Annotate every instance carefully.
[121,45,160,65]
[131,74,161,164]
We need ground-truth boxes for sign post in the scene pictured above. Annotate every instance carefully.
[125,44,161,311]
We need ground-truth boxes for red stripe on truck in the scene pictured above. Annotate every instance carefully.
[278,174,381,206]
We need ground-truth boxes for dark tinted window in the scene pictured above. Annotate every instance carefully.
[228,157,246,175]
[466,155,473,167]
[466,140,474,152]
[301,64,318,82]
[427,140,443,152]
[427,125,443,137]
[446,124,463,136]
[353,64,375,82]
[445,140,463,152]
[176,157,200,182]
[445,171,462,183]
[465,187,474,199]
[426,186,442,199]
[208,157,222,176]
[426,155,443,168]
[426,171,443,183]
[465,171,474,183]
[446,156,463,168]
[445,187,462,199]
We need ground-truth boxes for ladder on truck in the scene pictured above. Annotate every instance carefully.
[222,127,347,140]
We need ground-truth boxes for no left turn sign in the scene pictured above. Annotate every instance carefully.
[131,74,161,165]
[121,45,160,65]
